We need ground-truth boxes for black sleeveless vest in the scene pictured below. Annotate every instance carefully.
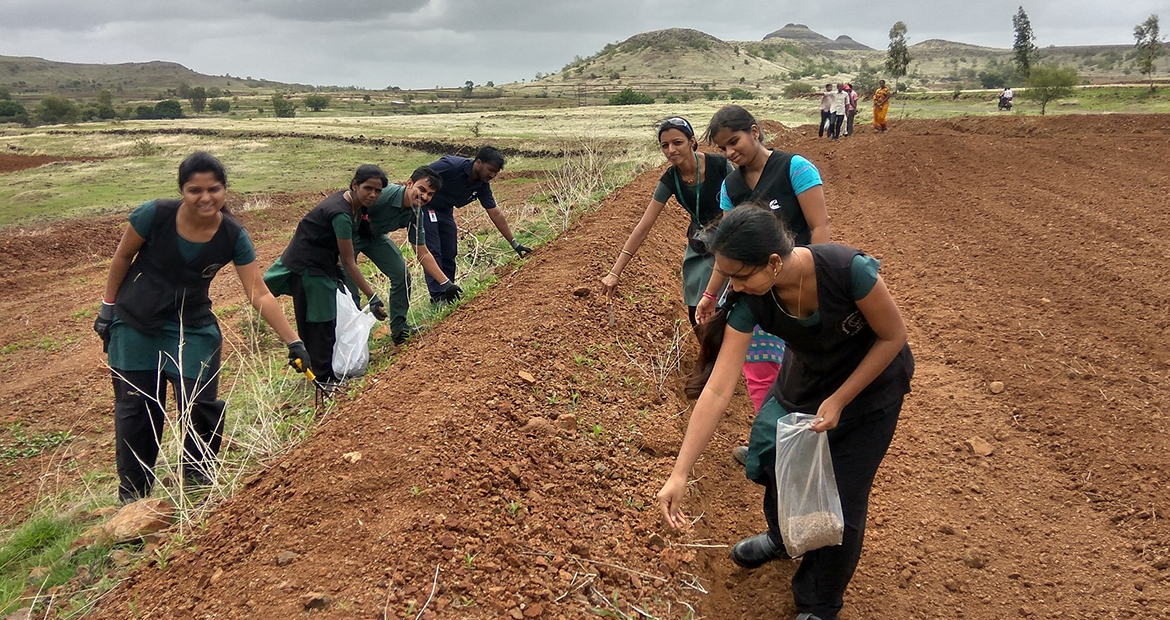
[114,200,241,335]
[741,244,913,415]
[724,150,811,245]
[280,191,352,278]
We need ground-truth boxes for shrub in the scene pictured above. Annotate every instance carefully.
[208,98,231,113]
[304,94,331,111]
[1025,64,1079,115]
[664,95,680,104]
[0,100,26,117]
[153,99,183,119]
[36,96,79,124]
[607,88,654,105]
[782,82,816,98]
[271,94,296,118]
[728,87,754,100]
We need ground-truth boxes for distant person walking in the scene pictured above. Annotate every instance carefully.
[601,117,733,327]
[829,84,848,140]
[843,83,859,136]
[873,80,892,132]
[422,146,532,305]
[818,84,834,138]
[93,151,311,503]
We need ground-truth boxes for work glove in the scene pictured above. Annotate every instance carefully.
[510,239,533,258]
[368,294,388,320]
[287,340,312,375]
[93,301,115,352]
[440,280,463,303]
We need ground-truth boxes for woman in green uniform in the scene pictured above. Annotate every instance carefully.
[92,151,311,503]
[264,164,390,384]
[601,116,732,327]
[658,203,913,620]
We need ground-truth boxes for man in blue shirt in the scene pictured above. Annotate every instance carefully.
[423,145,532,303]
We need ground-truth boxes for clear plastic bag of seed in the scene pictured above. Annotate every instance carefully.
[774,412,844,557]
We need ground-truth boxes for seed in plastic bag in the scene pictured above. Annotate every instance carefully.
[783,511,844,556]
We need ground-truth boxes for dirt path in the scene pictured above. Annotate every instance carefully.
[5,114,1170,618]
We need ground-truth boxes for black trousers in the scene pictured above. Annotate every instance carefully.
[759,397,902,620]
[288,271,337,380]
[818,111,833,137]
[113,367,224,502]
[845,109,857,136]
[830,114,844,139]
[422,206,459,302]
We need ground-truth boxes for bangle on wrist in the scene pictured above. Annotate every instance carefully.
[101,298,115,305]
[608,270,619,279]
[701,291,716,301]
[620,249,633,257]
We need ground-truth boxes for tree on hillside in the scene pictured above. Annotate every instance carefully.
[153,99,183,119]
[607,88,655,105]
[177,82,192,99]
[886,21,911,90]
[208,98,231,113]
[1134,14,1165,92]
[461,81,474,97]
[188,86,207,113]
[97,89,114,106]
[0,100,28,120]
[0,86,11,100]
[1012,7,1039,80]
[36,95,79,125]
[304,94,331,111]
[1024,64,1078,115]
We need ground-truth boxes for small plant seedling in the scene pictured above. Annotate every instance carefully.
[590,423,604,439]
[462,551,478,569]
[506,500,523,517]
[410,485,423,496]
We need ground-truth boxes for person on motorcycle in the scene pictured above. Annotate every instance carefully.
[999,87,1013,111]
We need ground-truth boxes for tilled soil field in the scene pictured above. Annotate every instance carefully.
[3,113,1170,619]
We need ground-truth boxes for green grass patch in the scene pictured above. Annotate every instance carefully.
[0,513,114,616]
[1,426,73,464]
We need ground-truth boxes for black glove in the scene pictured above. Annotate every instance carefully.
[368,294,388,320]
[510,239,533,258]
[440,280,463,303]
[93,302,114,352]
[287,340,312,374]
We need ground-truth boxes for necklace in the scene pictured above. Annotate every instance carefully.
[770,252,804,319]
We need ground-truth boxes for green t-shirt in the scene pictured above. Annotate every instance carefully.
[332,212,353,240]
[129,200,255,264]
[366,184,424,245]
[729,254,881,332]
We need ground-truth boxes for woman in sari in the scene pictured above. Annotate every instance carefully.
[872,80,891,132]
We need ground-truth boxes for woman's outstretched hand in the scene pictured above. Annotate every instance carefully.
[657,474,689,530]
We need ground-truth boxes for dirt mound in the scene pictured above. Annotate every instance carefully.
[11,113,1170,618]
[0,153,97,174]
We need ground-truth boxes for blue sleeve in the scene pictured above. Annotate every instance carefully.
[850,254,880,299]
[726,300,756,333]
[789,155,823,196]
[127,200,158,238]
[719,180,733,212]
[478,183,498,210]
[234,228,256,265]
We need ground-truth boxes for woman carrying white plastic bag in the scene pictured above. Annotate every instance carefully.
[333,284,376,379]
[656,203,913,620]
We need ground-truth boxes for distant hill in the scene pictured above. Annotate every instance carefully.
[0,55,315,103]
[763,23,874,51]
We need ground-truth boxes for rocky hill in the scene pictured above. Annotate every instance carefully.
[764,23,874,51]
[0,55,316,102]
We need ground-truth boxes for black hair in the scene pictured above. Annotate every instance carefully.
[409,165,443,191]
[475,145,506,169]
[703,105,765,145]
[178,151,227,190]
[351,164,388,240]
[657,116,695,140]
[685,202,794,399]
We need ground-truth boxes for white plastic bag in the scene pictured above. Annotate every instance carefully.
[774,412,844,557]
[332,285,376,379]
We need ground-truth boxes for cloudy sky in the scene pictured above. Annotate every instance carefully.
[1,0,1163,89]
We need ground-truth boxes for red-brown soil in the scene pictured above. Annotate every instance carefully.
[3,113,1170,619]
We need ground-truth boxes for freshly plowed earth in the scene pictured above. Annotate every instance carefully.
[3,113,1169,619]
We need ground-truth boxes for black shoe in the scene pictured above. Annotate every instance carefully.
[731,532,787,569]
[182,467,213,488]
[392,325,427,346]
[732,445,749,466]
